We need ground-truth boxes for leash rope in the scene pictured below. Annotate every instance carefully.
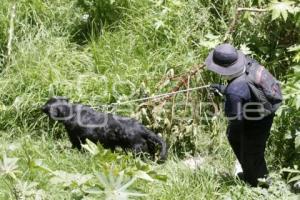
[104,84,211,107]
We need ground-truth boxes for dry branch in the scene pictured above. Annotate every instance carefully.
[145,6,268,108]
[162,64,205,102]
[146,64,205,108]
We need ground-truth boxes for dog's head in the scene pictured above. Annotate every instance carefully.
[42,96,72,121]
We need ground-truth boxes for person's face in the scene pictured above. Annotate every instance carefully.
[220,65,246,80]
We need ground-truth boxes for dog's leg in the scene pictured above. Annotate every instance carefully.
[103,144,115,152]
[146,142,156,160]
[133,144,143,154]
[132,143,150,159]
[68,133,82,150]
[140,128,167,161]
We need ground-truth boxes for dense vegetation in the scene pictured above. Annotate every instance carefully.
[0,0,299,199]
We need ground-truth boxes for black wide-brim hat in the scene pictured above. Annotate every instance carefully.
[205,43,246,76]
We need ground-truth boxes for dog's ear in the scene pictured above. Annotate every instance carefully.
[57,102,72,118]
[48,102,72,120]
[53,96,69,103]
[48,105,59,118]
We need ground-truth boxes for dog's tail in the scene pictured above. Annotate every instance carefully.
[141,127,167,162]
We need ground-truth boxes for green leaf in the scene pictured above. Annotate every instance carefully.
[0,154,19,179]
[282,10,288,21]
[292,65,300,72]
[284,132,293,139]
[296,95,300,109]
[83,187,103,195]
[154,20,164,30]
[239,43,252,55]
[153,174,168,182]
[269,0,295,21]
[135,170,154,182]
[30,159,53,173]
[82,139,99,156]
[288,175,300,183]
[117,191,147,197]
[94,170,148,200]
[295,132,300,151]
[50,170,92,187]
[271,9,281,20]
[281,168,300,174]
[288,45,300,52]
[118,177,137,191]
[15,181,42,199]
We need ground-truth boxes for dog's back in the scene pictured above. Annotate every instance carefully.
[71,104,167,161]
[43,97,167,162]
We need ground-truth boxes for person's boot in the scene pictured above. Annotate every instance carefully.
[234,160,243,176]
[234,160,245,182]
[236,172,245,181]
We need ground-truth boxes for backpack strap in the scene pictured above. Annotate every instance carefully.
[244,62,273,116]
[255,65,264,84]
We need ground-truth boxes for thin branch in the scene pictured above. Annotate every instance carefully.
[6,2,16,62]
[149,64,205,109]
[184,75,190,112]
[162,64,205,102]
[224,3,240,43]
[224,7,268,42]
[237,7,268,12]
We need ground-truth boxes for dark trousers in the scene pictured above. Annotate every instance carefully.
[227,114,274,186]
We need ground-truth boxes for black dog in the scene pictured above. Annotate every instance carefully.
[42,97,167,161]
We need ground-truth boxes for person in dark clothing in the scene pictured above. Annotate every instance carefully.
[205,43,275,187]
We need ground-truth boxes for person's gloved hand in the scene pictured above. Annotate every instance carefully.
[210,84,226,96]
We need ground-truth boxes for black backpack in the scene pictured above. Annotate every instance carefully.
[243,58,283,115]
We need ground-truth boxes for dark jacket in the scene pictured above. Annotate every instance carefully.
[224,75,274,136]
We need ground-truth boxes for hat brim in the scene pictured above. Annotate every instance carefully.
[205,50,246,76]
